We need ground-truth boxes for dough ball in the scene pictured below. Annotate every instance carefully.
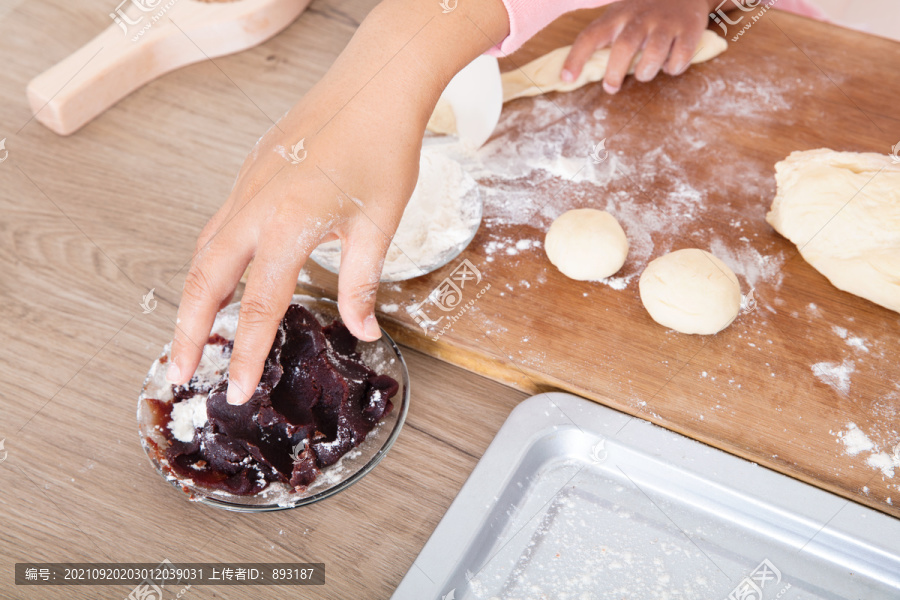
[639,249,741,334]
[544,209,629,281]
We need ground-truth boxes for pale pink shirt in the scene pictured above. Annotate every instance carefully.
[486,0,828,56]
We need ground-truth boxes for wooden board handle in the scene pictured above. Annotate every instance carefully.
[27,0,311,136]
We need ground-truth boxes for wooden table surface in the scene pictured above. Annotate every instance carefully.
[1,1,898,599]
[358,7,900,520]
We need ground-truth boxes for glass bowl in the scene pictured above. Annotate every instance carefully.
[137,295,410,512]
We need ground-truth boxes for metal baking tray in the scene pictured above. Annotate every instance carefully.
[393,392,900,599]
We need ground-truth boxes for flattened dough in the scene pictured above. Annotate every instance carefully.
[427,30,727,134]
[766,149,900,314]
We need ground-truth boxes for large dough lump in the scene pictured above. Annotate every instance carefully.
[639,249,741,335]
[766,148,900,314]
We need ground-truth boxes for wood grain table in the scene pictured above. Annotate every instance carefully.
[0,0,898,599]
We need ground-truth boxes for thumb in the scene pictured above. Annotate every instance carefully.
[337,219,393,341]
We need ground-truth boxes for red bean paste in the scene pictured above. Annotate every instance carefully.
[148,304,398,495]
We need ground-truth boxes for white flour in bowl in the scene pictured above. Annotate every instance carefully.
[309,147,482,282]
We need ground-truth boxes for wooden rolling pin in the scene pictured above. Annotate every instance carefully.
[27,0,311,136]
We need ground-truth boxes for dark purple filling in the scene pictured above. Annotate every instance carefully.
[157,304,398,495]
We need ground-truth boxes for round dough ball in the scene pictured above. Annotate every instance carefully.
[544,209,629,281]
[639,249,741,335]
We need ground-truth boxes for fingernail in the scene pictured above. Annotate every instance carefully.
[603,81,619,94]
[561,69,574,83]
[166,362,182,384]
[363,314,381,340]
[226,380,245,405]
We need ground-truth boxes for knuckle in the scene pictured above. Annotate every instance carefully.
[182,266,217,305]
[237,294,282,325]
[340,280,380,308]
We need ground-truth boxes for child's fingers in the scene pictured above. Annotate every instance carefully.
[169,221,255,387]
[561,18,621,83]
[663,28,705,76]
[634,30,675,82]
[336,219,394,343]
[225,227,309,406]
[603,25,647,93]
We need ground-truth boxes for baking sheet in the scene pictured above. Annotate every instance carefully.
[393,393,900,599]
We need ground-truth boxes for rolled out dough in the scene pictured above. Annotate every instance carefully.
[427,30,727,134]
[766,148,900,314]
[639,249,741,335]
[544,209,628,281]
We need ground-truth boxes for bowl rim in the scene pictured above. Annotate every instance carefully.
[138,295,411,513]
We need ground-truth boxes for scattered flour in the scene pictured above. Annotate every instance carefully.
[831,325,870,353]
[423,74,790,292]
[867,453,898,479]
[708,237,785,289]
[835,423,900,480]
[811,360,854,395]
[837,423,875,456]
[846,337,869,352]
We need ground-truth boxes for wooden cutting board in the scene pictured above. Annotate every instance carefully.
[295,10,900,518]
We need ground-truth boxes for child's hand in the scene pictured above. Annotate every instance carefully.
[166,0,509,405]
[168,93,419,405]
[562,0,716,94]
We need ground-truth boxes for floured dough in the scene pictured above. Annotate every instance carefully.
[766,148,900,314]
[639,249,741,335]
[545,209,628,281]
[427,30,727,134]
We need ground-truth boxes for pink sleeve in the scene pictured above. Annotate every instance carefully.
[775,0,830,21]
[485,0,617,57]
